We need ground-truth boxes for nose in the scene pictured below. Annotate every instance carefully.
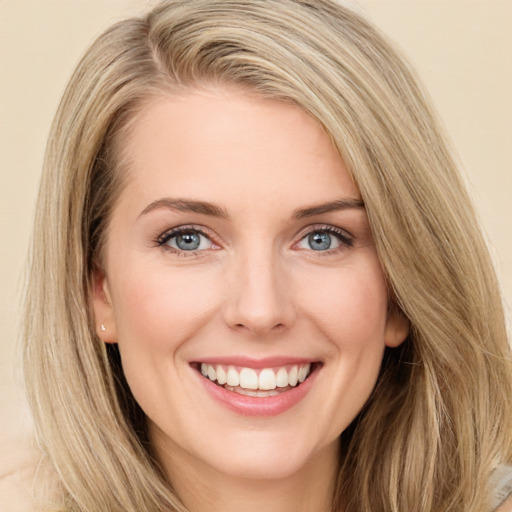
[222,248,296,338]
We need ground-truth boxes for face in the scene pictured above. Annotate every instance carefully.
[93,86,408,485]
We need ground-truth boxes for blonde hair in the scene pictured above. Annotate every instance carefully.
[23,1,512,511]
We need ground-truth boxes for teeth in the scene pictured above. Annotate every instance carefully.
[207,365,217,382]
[276,367,289,388]
[226,367,240,386]
[200,362,313,391]
[258,368,276,390]
[225,386,281,397]
[288,366,298,386]
[239,368,258,390]
[216,366,227,385]
[298,363,311,383]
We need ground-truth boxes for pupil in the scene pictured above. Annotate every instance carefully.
[309,232,331,251]
[177,233,200,250]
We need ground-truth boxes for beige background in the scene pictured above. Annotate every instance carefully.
[0,0,511,503]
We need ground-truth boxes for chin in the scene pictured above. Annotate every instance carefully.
[194,427,337,483]
[207,450,317,481]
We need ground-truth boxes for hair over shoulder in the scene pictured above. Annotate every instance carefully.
[23,1,512,511]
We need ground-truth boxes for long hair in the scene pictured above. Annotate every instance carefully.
[23,1,512,511]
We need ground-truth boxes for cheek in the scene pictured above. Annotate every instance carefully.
[110,263,222,354]
[299,264,389,433]
[298,261,389,348]
[107,263,224,419]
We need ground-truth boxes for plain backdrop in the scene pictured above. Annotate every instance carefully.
[1,0,511,489]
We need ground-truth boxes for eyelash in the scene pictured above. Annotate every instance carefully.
[295,224,354,254]
[155,225,218,256]
[155,224,354,256]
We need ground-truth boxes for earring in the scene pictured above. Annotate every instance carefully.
[100,324,106,332]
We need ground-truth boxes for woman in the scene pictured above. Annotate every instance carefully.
[22,1,512,511]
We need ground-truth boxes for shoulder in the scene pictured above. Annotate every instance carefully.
[0,438,41,512]
[0,465,38,512]
[496,495,512,512]
[0,448,62,512]
[0,398,47,512]
[491,464,512,512]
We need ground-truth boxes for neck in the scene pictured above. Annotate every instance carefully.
[178,471,335,512]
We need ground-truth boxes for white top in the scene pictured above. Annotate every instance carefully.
[491,465,512,511]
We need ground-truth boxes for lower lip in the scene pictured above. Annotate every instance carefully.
[194,365,319,417]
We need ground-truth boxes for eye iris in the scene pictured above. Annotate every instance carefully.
[176,232,201,250]
[308,232,331,251]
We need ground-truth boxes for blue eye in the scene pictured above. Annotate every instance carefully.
[158,228,215,252]
[174,232,202,250]
[307,232,334,251]
[296,227,352,252]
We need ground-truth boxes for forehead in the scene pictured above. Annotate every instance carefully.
[114,86,360,217]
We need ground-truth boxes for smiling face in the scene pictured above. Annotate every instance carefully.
[92,86,408,488]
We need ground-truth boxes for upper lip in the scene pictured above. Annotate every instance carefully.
[190,356,320,369]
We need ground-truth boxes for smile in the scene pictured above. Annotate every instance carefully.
[198,363,313,397]
[190,359,320,415]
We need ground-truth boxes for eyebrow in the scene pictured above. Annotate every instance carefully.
[293,198,365,218]
[138,197,365,220]
[138,198,229,219]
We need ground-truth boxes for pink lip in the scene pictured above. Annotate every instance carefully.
[191,355,315,369]
[192,362,320,417]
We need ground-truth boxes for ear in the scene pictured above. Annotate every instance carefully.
[91,270,118,344]
[384,307,409,348]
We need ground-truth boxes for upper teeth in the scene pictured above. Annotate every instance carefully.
[200,363,312,390]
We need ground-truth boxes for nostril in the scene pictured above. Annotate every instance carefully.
[233,321,286,334]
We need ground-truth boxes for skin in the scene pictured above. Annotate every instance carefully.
[93,85,409,512]
[500,497,512,512]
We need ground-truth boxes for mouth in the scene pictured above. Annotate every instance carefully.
[191,361,319,398]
